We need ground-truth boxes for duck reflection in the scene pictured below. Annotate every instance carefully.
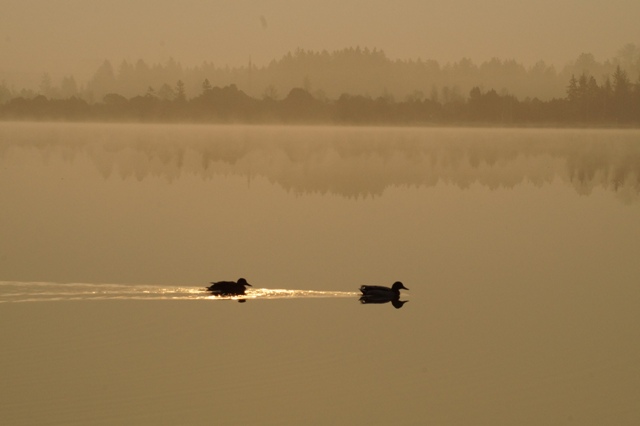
[359,281,409,309]
[206,278,252,296]
[360,296,408,309]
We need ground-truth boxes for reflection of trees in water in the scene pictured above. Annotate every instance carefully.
[553,134,640,202]
[1,124,639,201]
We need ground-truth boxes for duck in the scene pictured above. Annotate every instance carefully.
[206,278,252,296]
[359,281,408,298]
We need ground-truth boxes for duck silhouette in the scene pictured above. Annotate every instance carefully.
[206,278,252,296]
[359,281,409,309]
[360,281,408,298]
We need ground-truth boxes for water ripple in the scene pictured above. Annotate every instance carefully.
[0,281,359,303]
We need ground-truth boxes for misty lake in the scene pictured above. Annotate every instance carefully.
[1,122,639,425]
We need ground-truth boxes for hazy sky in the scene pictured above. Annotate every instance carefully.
[2,0,639,84]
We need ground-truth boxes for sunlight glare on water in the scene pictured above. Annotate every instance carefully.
[0,281,360,303]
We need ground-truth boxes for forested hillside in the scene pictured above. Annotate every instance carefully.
[1,45,639,126]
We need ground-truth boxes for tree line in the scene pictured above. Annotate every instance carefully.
[2,44,640,105]
[1,65,638,126]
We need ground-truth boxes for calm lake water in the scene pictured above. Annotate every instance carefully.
[1,122,639,425]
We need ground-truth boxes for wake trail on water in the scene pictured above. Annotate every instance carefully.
[0,281,359,304]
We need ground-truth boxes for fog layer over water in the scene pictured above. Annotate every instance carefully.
[1,123,639,425]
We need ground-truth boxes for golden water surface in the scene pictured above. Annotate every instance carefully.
[1,123,639,425]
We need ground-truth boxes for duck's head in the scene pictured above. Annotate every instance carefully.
[392,281,408,291]
[237,278,252,287]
